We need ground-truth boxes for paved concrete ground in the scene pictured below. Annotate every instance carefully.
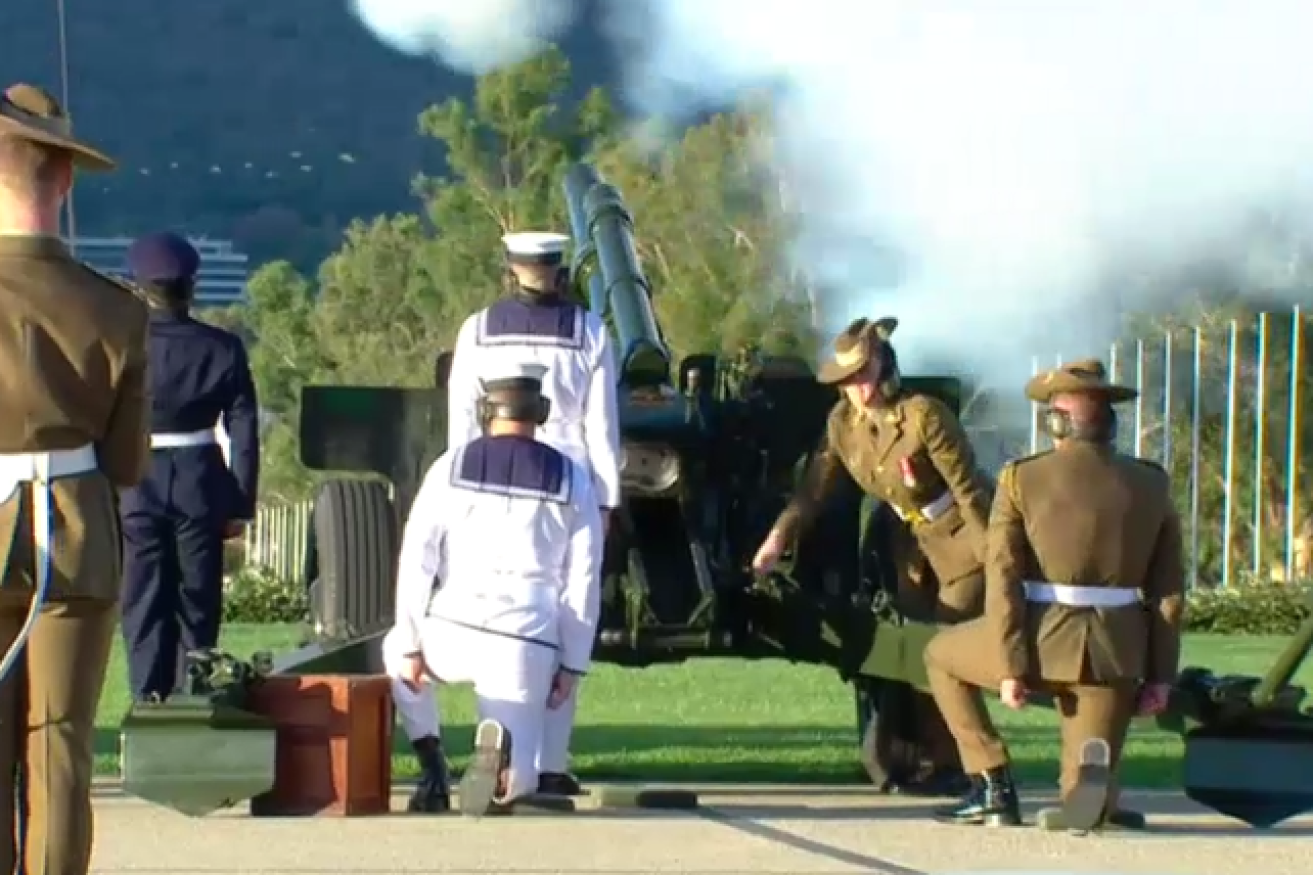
[89,785,1313,875]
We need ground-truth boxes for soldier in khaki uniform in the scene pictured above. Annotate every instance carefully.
[0,84,150,875]
[923,360,1184,832]
[753,316,992,791]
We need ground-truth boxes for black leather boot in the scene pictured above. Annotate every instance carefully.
[933,766,1022,826]
[407,736,451,813]
[907,765,973,798]
[537,772,583,796]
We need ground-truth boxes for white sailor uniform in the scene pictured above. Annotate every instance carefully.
[447,234,621,511]
[446,231,621,776]
[382,433,604,802]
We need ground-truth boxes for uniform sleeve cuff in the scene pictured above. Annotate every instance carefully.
[561,666,587,677]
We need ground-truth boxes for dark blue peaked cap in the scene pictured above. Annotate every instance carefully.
[127,232,201,283]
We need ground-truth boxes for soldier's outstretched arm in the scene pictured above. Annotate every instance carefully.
[445,318,482,449]
[223,340,260,519]
[917,396,990,537]
[583,326,622,510]
[101,301,151,487]
[770,418,847,544]
[393,456,451,653]
[985,463,1029,678]
[1143,504,1185,684]
[559,467,604,676]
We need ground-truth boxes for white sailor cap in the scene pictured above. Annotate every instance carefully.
[479,361,549,393]
[502,231,570,266]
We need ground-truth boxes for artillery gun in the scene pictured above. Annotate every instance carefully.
[119,164,1313,828]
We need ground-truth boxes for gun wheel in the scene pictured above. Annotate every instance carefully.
[310,479,397,639]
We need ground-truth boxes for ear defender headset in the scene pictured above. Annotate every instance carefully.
[1044,407,1073,440]
[1044,404,1118,442]
[475,382,552,432]
[506,264,571,301]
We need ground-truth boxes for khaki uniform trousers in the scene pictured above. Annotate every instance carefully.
[0,597,118,875]
[891,517,984,625]
[888,522,985,768]
[924,617,1138,803]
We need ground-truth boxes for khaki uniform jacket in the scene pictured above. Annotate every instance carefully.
[0,236,150,601]
[777,391,991,584]
[988,441,1185,684]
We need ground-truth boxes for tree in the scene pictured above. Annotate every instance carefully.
[236,261,329,502]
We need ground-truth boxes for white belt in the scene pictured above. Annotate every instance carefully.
[540,421,584,440]
[1023,581,1141,608]
[891,490,955,524]
[0,444,99,594]
[151,429,217,449]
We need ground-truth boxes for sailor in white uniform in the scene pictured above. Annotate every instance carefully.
[445,230,620,796]
[384,361,604,816]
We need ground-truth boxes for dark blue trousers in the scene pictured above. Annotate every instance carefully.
[120,510,225,699]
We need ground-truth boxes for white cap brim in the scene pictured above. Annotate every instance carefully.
[502,231,570,258]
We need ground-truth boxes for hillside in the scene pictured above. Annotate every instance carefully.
[2,1,615,266]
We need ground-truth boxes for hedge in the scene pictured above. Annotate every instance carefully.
[223,568,1312,635]
[223,568,309,624]
[1183,580,1311,635]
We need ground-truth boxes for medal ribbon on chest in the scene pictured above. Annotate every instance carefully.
[898,456,917,489]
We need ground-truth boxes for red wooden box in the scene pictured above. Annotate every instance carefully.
[247,674,393,817]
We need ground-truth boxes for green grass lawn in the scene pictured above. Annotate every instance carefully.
[96,625,1311,788]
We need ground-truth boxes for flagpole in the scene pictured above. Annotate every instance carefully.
[56,0,78,252]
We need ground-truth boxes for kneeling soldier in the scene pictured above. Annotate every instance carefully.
[384,361,603,815]
[923,359,1183,831]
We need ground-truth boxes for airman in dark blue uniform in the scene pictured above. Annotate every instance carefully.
[119,232,260,700]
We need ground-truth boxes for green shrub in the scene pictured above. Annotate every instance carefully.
[223,568,309,623]
[222,541,246,575]
[1184,580,1311,635]
[219,560,1309,635]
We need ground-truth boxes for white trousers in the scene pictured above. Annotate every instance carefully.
[534,432,592,775]
[384,618,556,801]
[537,686,577,774]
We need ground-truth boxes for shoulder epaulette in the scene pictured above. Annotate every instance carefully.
[79,262,146,302]
[997,451,1050,495]
[1009,449,1054,470]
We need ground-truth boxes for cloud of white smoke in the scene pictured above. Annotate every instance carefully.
[348,0,577,75]
[349,0,1313,390]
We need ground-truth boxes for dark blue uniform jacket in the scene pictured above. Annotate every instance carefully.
[120,310,259,523]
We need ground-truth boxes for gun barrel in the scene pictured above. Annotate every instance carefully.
[1251,608,1313,707]
[563,165,605,312]
[563,163,671,387]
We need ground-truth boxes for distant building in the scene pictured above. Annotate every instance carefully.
[69,236,251,308]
